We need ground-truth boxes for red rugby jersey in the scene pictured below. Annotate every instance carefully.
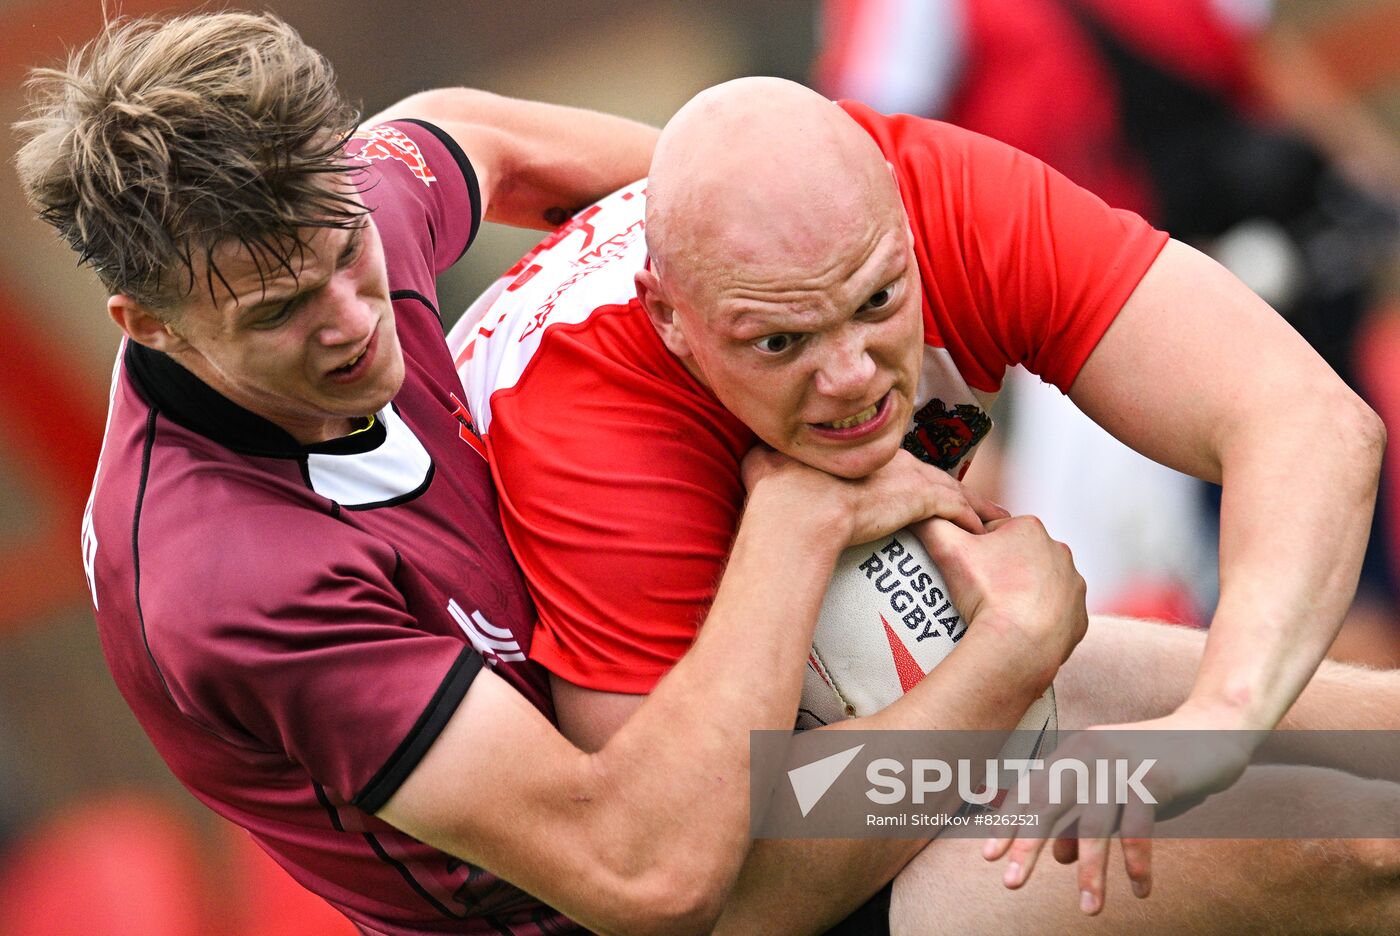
[453,105,1167,695]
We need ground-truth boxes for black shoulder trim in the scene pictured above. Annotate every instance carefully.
[397,118,482,262]
[391,288,441,323]
[312,780,347,833]
[354,646,484,814]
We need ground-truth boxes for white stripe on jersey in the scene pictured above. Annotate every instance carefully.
[305,404,432,508]
[447,599,527,663]
[447,180,649,436]
[84,341,129,610]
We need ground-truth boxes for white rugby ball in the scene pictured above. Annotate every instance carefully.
[798,528,1057,759]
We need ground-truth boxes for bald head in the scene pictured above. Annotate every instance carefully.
[646,77,904,308]
[634,79,925,480]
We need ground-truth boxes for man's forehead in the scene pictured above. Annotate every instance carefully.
[197,223,350,311]
[697,222,908,328]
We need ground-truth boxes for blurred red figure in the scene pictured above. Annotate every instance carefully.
[0,794,205,936]
[816,0,1270,227]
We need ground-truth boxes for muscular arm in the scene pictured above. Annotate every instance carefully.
[369,89,656,229]
[553,514,1087,935]
[1070,238,1385,732]
[380,452,981,935]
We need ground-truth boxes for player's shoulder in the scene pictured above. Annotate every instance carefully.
[135,423,392,586]
[351,117,481,282]
[840,99,1021,179]
[126,451,401,696]
[450,180,654,432]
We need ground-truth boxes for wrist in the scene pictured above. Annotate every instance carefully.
[744,474,852,546]
[1173,692,1275,735]
[957,617,1058,698]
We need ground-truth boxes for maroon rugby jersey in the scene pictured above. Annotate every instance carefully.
[83,120,576,935]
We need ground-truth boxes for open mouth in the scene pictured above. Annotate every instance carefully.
[818,402,880,430]
[332,347,368,375]
[809,392,893,438]
[327,331,377,383]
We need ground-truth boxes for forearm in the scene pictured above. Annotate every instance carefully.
[584,484,849,919]
[471,93,657,228]
[1069,240,1387,732]
[1190,394,1384,730]
[715,838,924,936]
[714,627,1055,933]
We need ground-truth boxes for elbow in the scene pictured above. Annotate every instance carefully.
[1346,395,1387,493]
[595,865,728,936]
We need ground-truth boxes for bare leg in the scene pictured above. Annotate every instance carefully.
[1059,616,1400,733]
[892,766,1400,936]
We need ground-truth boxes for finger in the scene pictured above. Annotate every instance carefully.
[1052,825,1079,865]
[1000,752,1081,888]
[999,833,1048,890]
[923,484,984,534]
[981,815,1019,862]
[1120,798,1156,899]
[964,485,1012,523]
[897,461,987,534]
[1001,798,1071,890]
[1075,804,1122,916]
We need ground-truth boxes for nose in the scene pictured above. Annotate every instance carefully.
[315,277,375,347]
[812,327,877,399]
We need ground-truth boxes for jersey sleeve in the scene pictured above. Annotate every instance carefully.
[841,101,1170,393]
[483,307,754,694]
[348,119,482,281]
[139,501,480,812]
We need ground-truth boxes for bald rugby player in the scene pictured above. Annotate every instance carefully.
[453,78,1400,934]
[18,16,1028,933]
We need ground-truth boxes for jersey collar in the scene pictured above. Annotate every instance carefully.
[124,341,388,458]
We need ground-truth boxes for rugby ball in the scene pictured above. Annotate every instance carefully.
[798,528,1057,759]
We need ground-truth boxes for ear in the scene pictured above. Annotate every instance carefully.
[634,267,691,359]
[108,295,188,353]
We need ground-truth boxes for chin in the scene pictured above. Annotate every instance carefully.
[810,442,901,481]
[369,355,407,409]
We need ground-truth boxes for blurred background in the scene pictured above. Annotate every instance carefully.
[1,1,1398,932]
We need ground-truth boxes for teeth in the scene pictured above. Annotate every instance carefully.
[823,403,878,429]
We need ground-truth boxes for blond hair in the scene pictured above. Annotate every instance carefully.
[15,11,366,310]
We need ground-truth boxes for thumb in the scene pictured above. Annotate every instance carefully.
[911,516,988,618]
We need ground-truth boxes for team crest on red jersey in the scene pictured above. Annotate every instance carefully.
[352,125,437,186]
[448,393,488,461]
[901,400,991,471]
